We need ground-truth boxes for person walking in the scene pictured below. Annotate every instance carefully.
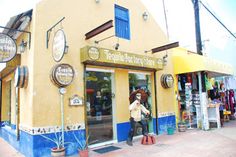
[127,92,150,146]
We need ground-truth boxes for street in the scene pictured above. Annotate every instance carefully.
[1,120,236,157]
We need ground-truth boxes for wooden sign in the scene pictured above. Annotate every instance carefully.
[51,63,75,87]
[14,66,29,88]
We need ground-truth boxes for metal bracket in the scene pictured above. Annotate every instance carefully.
[0,26,31,49]
[46,17,65,49]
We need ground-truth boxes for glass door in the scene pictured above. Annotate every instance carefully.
[85,69,114,145]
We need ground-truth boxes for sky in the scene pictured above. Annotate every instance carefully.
[0,0,235,71]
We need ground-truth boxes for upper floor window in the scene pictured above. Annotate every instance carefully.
[115,5,130,40]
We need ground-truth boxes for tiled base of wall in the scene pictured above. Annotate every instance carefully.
[0,123,85,157]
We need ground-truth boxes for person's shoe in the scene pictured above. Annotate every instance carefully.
[126,139,133,146]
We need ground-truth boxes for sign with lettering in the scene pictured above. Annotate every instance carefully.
[81,46,163,70]
[0,33,17,62]
[52,29,66,62]
[51,63,75,87]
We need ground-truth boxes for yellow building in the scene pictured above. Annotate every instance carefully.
[0,0,178,156]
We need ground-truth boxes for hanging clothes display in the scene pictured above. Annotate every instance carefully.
[229,90,235,114]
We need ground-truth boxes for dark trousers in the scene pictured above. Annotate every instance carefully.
[127,117,148,142]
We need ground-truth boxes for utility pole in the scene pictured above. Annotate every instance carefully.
[192,0,209,130]
[192,0,203,55]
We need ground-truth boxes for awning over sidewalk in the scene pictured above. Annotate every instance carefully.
[172,50,234,77]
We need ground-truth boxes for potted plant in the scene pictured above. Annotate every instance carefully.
[40,132,66,157]
[73,131,89,157]
[178,121,187,132]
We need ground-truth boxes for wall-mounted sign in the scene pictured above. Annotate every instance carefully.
[14,66,29,88]
[51,63,75,87]
[0,33,17,63]
[69,95,83,106]
[88,47,100,60]
[81,46,163,70]
[52,29,66,62]
[161,74,174,89]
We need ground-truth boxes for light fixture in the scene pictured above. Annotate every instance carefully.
[114,43,119,51]
[19,40,27,53]
[95,0,100,3]
[142,12,148,21]
[64,45,69,53]
[163,55,168,66]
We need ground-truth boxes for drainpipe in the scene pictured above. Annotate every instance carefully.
[15,87,20,140]
[154,71,158,135]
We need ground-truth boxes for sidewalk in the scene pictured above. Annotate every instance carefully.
[1,120,236,157]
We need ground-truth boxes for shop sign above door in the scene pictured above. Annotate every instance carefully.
[81,46,163,70]
[0,33,17,62]
[51,63,75,87]
[52,29,66,62]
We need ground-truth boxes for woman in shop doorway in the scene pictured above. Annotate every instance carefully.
[127,92,150,146]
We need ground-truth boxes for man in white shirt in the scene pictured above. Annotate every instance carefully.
[127,93,150,146]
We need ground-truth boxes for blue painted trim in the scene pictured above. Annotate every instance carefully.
[117,122,130,142]
[0,127,86,157]
[153,118,157,134]
[158,115,176,135]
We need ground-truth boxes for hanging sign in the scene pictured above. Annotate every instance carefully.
[14,66,29,88]
[51,63,75,87]
[0,33,17,62]
[161,74,174,89]
[52,29,66,62]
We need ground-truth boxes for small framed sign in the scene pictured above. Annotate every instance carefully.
[161,74,174,89]
[69,95,83,106]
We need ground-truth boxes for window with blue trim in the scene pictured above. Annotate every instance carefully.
[115,5,130,40]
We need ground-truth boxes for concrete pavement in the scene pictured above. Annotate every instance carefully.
[1,120,236,157]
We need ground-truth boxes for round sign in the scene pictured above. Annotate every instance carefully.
[88,47,100,60]
[161,74,174,89]
[52,29,66,62]
[51,64,75,87]
[14,66,29,88]
[0,33,17,62]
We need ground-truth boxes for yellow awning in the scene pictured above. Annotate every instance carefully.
[172,51,234,77]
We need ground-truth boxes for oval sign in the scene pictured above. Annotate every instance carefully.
[88,47,100,60]
[52,29,66,62]
[51,64,75,87]
[0,33,17,62]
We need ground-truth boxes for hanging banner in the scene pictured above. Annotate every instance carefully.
[0,33,17,62]
[51,63,75,87]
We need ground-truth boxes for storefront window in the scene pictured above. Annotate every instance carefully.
[129,72,153,134]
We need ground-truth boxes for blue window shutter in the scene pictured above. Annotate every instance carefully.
[115,5,130,40]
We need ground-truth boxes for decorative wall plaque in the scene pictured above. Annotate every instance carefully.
[161,74,174,89]
[51,63,75,87]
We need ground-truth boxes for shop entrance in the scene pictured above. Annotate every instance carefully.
[85,68,116,146]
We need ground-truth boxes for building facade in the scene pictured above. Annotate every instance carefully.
[0,0,177,157]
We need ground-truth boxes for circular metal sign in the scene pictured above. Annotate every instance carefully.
[0,33,17,62]
[51,64,75,87]
[52,29,66,62]
[161,74,174,89]
[88,47,100,60]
